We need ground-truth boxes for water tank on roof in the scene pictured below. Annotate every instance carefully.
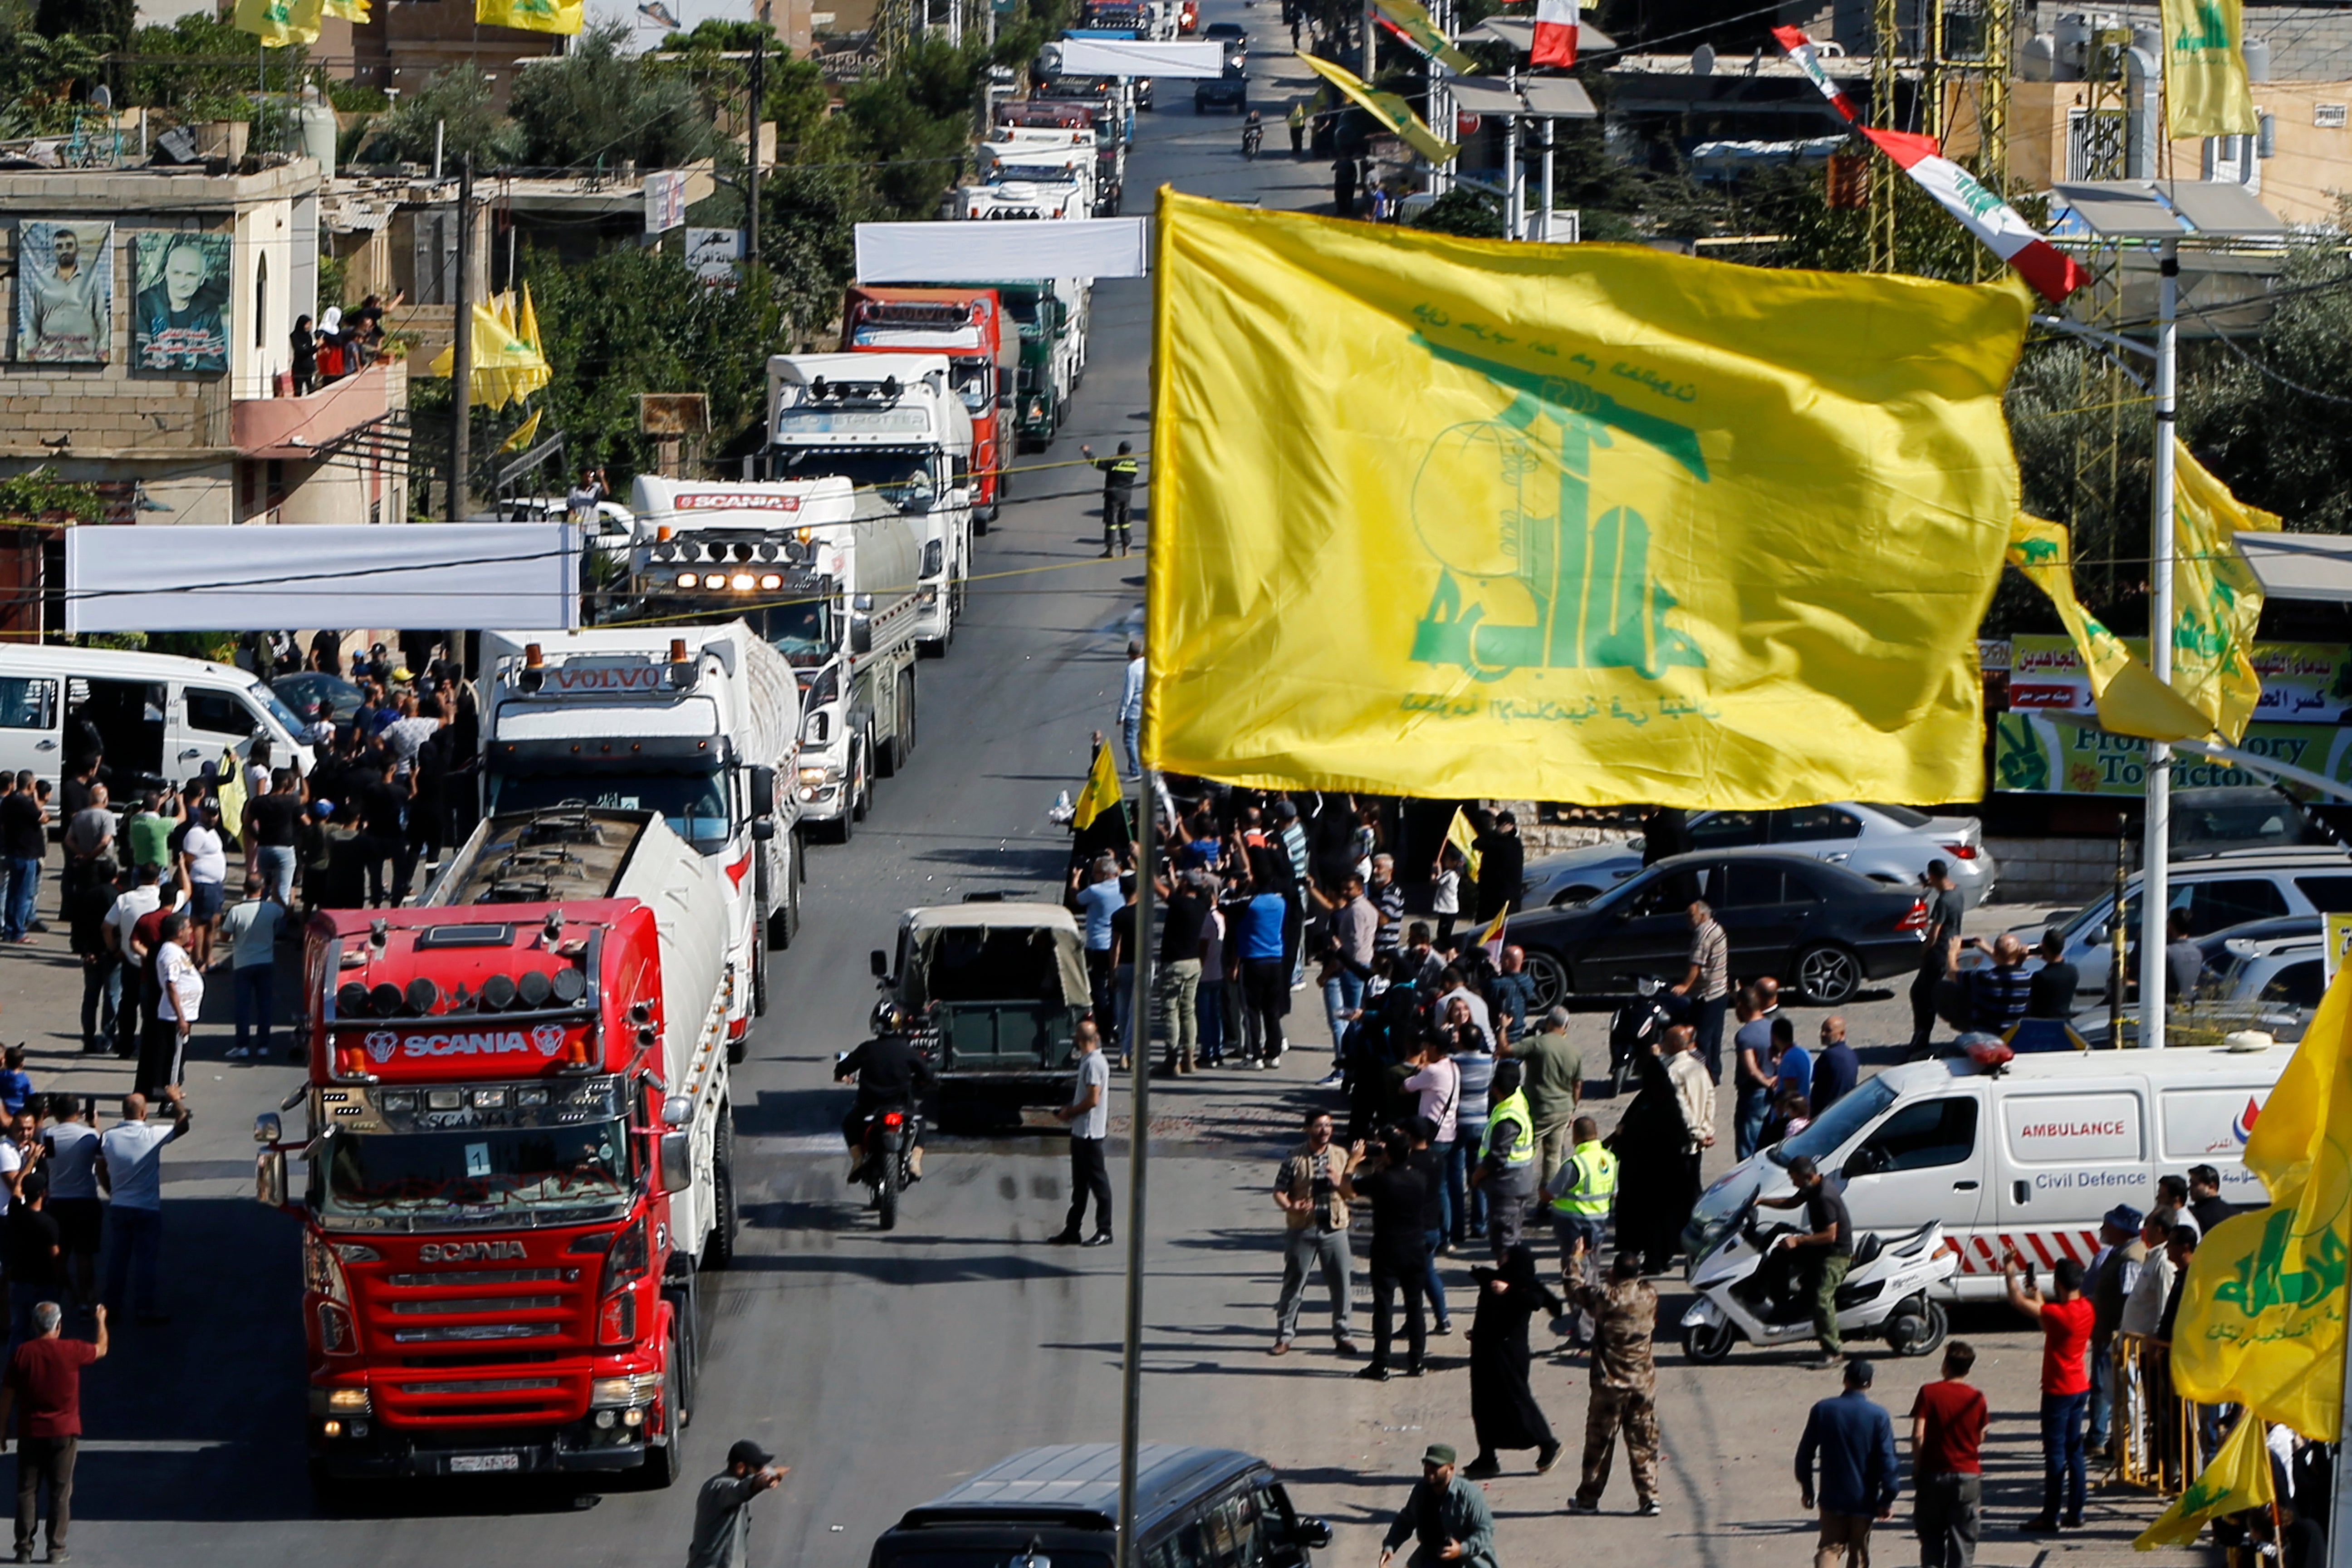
[2021,34,2056,80]
[2243,35,2272,79]
[297,83,336,178]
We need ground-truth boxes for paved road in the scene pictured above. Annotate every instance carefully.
[0,28,2185,1566]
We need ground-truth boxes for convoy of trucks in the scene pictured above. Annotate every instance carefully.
[840,287,1019,524]
[260,806,739,1489]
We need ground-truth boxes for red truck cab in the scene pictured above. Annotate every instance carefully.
[840,286,1018,525]
[258,808,736,1492]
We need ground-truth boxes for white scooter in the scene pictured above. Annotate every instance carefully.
[1679,1195,1958,1364]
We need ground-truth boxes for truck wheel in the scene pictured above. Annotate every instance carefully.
[639,1350,682,1488]
[751,936,769,1019]
[702,1130,739,1271]
[898,672,917,763]
[766,862,797,950]
[662,1282,699,1425]
[852,735,874,819]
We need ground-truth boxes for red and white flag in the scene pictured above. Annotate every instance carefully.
[1770,25,1857,122]
[1769,27,2087,303]
[1531,0,1577,66]
[1860,127,2089,302]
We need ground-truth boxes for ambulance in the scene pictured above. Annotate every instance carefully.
[1682,1042,2292,1299]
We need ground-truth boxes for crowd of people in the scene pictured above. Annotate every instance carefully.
[286,293,400,397]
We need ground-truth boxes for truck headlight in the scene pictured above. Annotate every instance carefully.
[310,1387,372,1415]
[799,765,830,786]
[590,1373,662,1407]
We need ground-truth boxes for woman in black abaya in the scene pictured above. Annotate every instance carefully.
[1464,1242,1563,1478]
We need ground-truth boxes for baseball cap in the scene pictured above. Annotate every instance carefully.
[1421,1443,1457,1466]
[728,1439,774,1468]
[310,800,335,818]
[2104,1203,2144,1232]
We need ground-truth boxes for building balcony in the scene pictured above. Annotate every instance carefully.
[231,358,404,460]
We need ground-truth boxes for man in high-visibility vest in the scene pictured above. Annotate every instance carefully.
[1286,100,1307,156]
[1081,441,1139,558]
[1469,1059,1537,1259]
[1545,1116,1617,1343]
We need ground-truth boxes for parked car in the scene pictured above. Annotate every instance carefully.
[1506,849,1928,1009]
[2074,916,2327,1047]
[269,671,365,731]
[2171,785,2337,858]
[1203,19,1248,63]
[498,494,639,565]
[1195,65,1246,112]
[1521,802,1997,911]
[2020,847,2352,999]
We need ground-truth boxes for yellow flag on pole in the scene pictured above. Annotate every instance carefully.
[2006,513,2215,742]
[1144,192,2029,805]
[1297,54,1458,164]
[2132,1410,2275,1548]
[2159,0,2258,136]
[232,0,322,47]
[322,0,371,22]
[476,0,583,34]
[1367,0,1478,74]
[1072,741,1123,833]
[1445,806,1483,884]
[2170,967,2348,1440]
[2171,441,2268,744]
[499,407,544,454]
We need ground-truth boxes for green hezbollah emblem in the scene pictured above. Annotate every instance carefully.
[1409,335,1707,683]
[2212,1208,2349,1317]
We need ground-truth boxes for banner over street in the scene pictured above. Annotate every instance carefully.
[1145,192,2031,807]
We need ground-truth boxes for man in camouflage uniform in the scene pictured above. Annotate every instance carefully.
[1566,1251,1661,1517]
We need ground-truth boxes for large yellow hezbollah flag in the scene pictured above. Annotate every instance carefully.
[2171,440,2268,743]
[2161,0,2258,137]
[1145,192,2030,806]
[232,0,322,47]
[2007,513,2214,741]
[2171,968,2349,1440]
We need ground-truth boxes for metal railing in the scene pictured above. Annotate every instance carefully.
[2110,1332,2214,1495]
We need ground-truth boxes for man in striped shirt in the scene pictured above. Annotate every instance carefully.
[1961,933,2034,1034]
[1670,902,1731,1083]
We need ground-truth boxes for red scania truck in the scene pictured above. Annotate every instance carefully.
[839,285,1017,524]
[255,806,739,1492]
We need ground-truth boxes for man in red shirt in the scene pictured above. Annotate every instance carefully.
[1909,1340,1988,1567]
[2007,1255,2092,1532]
[0,1298,106,1562]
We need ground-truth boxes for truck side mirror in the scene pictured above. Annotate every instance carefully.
[1296,1519,1333,1550]
[850,617,873,655]
[871,949,889,978]
[749,764,776,818]
[255,1147,288,1210]
[660,1131,693,1192]
[922,539,944,578]
[255,1112,283,1146]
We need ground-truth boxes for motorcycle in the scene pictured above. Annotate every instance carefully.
[1242,119,1263,159]
[1605,975,1671,1097]
[1678,1194,1958,1364]
[855,1102,923,1231]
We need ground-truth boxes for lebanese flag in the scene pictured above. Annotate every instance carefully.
[1531,0,1576,66]
[1861,127,2090,302]
[1771,25,1857,122]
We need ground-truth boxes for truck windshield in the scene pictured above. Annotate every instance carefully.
[772,447,938,512]
[950,358,995,412]
[322,1120,632,1220]
[487,769,731,853]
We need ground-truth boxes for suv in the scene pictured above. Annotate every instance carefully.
[868,902,1093,1117]
[1195,65,1247,113]
[2171,785,2337,858]
[1203,19,1248,64]
[2076,921,2327,1047]
[2024,848,2352,998]
[868,1445,1328,1568]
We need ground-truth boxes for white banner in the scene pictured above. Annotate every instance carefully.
[855,218,1151,281]
[1054,38,1227,76]
[65,523,580,633]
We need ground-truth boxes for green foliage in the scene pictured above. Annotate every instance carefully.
[524,242,786,482]
[325,77,388,112]
[127,13,287,122]
[1410,187,1503,240]
[509,22,717,171]
[0,467,100,525]
[2180,237,2352,533]
[657,18,831,144]
[844,35,980,216]
[0,20,109,134]
[365,62,517,167]
[30,0,127,50]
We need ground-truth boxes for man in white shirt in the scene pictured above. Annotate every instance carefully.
[219,875,288,1061]
[1050,1021,1113,1247]
[42,1102,103,1311]
[176,799,229,969]
[1117,639,1146,780]
[140,912,203,1100]
[97,1087,191,1323]
[102,867,166,1060]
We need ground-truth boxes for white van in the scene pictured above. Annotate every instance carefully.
[0,647,315,793]
[1683,1044,2290,1299]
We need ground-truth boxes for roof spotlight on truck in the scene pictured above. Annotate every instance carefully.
[519,642,546,694]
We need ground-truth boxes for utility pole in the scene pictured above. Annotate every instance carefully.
[2137,236,2180,1052]
[449,151,474,524]
[747,10,766,273]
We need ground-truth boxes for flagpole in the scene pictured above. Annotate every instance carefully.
[2138,235,2178,1050]
[1115,761,1157,1568]
[449,150,474,524]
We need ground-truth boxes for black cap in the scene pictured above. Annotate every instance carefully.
[728,1439,774,1469]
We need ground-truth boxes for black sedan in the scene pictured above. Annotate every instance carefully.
[1507,849,1928,1008]
[1195,67,1246,113]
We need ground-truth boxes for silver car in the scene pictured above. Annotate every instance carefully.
[1521,802,1998,910]
[2022,848,2352,1000]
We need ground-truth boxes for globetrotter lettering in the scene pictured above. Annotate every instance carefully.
[360,1025,568,1064]
[2019,1119,2129,1138]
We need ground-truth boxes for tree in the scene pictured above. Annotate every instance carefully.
[366,62,517,168]
[1410,187,1503,239]
[30,0,128,51]
[843,35,981,216]
[124,12,270,122]
[509,22,715,171]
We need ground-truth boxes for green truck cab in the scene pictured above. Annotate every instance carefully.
[868,902,1091,1117]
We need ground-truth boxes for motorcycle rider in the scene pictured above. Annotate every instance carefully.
[1755,1154,1853,1368]
[834,1028,935,1184]
[1243,111,1264,157]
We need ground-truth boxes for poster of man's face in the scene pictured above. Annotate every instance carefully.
[132,230,230,373]
[14,221,113,364]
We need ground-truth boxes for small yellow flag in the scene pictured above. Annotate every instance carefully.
[323,0,371,22]
[1473,904,1509,956]
[476,0,583,34]
[2171,441,2269,744]
[1298,54,1457,164]
[499,407,544,454]
[2132,1410,2274,1549]
[2159,0,2258,136]
[1072,742,1123,833]
[2006,514,2215,742]
[232,0,323,47]
[1445,806,1482,884]
[1144,192,2029,806]
[1367,0,1477,73]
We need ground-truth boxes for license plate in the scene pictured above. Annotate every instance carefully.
[449,1454,521,1474]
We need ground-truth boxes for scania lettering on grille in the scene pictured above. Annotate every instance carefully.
[363,1024,567,1062]
[418,1241,528,1263]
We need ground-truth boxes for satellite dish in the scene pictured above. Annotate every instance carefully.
[89,84,113,111]
[1690,42,1715,75]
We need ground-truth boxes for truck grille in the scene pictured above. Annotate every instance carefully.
[386,1269,570,1288]
[357,1260,596,1426]
[401,1377,563,1395]
[390,1297,561,1316]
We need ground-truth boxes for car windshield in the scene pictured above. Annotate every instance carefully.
[322,1120,631,1220]
[250,681,307,738]
[486,769,731,853]
[1771,1077,1899,1166]
[771,447,938,512]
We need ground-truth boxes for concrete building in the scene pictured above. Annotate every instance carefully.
[0,157,412,539]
